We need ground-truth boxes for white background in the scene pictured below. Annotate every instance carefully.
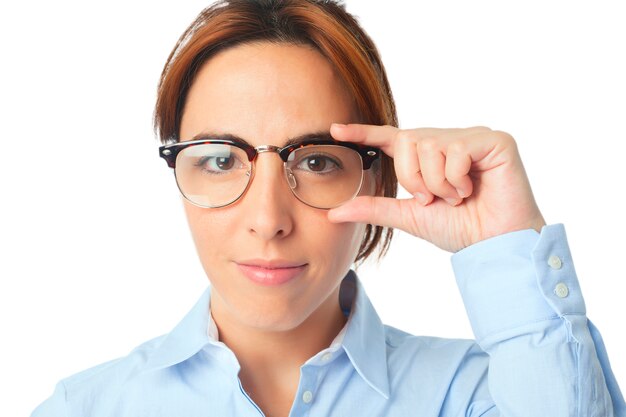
[1,1,625,415]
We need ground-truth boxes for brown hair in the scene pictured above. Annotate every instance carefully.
[154,0,398,264]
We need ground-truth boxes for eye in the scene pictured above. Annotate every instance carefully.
[295,153,342,174]
[195,154,245,174]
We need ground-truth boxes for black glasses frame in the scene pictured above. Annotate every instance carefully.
[159,138,380,169]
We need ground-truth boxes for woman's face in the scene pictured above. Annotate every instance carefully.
[179,42,375,332]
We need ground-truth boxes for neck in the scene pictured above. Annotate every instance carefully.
[210,287,347,400]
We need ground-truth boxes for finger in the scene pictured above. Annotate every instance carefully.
[417,138,462,205]
[443,130,517,197]
[330,124,457,157]
[393,135,433,205]
[327,195,412,231]
[330,123,399,156]
[445,141,474,198]
[330,124,492,158]
[461,129,517,167]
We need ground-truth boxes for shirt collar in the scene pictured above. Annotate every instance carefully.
[340,270,391,399]
[143,288,212,372]
[143,270,390,399]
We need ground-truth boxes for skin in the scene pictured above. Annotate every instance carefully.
[328,125,546,251]
[179,40,546,417]
[179,41,376,417]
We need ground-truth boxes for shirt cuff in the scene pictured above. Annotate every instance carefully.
[451,223,586,343]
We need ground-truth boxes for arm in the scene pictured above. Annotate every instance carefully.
[326,123,625,416]
[452,223,625,416]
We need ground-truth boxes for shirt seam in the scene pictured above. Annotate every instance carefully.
[477,312,586,344]
[60,380,70,417]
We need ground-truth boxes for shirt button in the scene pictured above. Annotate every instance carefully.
[554,282,569,298]
[321,353,332,362]
[302,390,314,404]
[548,255,562,270]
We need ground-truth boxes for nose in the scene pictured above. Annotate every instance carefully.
[242,152,295,241]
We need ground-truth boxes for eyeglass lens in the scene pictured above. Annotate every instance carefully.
[173,144,364,208]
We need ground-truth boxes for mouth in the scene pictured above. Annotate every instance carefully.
[235,260,308,286]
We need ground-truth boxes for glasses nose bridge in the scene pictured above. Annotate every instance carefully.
[254,144,285,162]
[252,145,297,190]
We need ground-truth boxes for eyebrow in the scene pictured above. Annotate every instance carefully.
[190,130,334,147]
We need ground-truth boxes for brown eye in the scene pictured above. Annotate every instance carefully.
[215,156,234,170]
[196,154,243,175]
[307,157,326,172]
[295,154,341,175]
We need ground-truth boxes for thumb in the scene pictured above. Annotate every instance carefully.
[327,196,409,231]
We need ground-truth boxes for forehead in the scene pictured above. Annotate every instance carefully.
[179,41,357,146]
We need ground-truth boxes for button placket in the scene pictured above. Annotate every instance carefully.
[547,254,569,298]
[293,364,322,414]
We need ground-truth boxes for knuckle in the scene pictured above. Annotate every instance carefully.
[395,129,415,143]
[493,130,517,146]
[417,137,438,152]
[447,140,466,155]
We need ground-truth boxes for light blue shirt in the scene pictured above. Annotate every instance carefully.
[32,224,626,416]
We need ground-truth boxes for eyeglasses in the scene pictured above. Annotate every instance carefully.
[159,137,380,209]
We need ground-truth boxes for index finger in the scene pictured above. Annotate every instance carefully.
[330,123,451,157]
[330,123,399,156]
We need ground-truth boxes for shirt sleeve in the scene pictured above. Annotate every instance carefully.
[451,223,626,417]
[31,381,68,417]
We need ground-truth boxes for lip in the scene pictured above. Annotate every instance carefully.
[235,259,308,286]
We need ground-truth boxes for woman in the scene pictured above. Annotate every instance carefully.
[32,0,625,416]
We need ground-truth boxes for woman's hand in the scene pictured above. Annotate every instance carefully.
[328,124,546,253]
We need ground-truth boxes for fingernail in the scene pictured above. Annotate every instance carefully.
[445,197,462,206]
[455,187,466,198]
[414,192,428,205]
[331,123,347,129]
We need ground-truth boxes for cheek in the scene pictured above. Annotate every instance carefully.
[306,215,366,267]
[182,201,234,262]
[183,198,366,274]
